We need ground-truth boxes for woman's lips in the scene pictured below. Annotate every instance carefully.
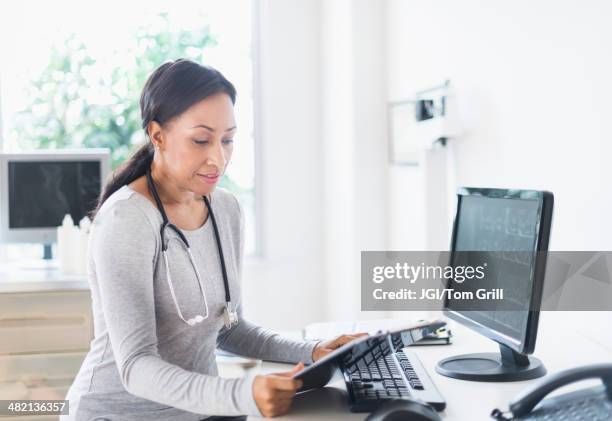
[198,174,219,185]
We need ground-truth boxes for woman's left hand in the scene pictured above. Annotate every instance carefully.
[311,333,369,362]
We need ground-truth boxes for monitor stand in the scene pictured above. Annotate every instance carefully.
[435,343,546,381]
[43,244,53,260]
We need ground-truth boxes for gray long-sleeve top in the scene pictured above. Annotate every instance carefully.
[62,185,318,420]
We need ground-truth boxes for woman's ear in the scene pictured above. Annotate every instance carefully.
[147,121,164,150]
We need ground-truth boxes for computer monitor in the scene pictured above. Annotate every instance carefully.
[436,187,554,381]
[0,149,110,258]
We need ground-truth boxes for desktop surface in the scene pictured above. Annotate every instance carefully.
[234,316,612,420]
[0,259,88,293]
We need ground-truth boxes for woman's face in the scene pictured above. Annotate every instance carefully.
[153,92,236,197]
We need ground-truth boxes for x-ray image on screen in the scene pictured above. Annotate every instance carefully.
[448,195,540,341]
[8,161,102,229]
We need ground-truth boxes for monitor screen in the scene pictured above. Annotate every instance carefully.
[447,194,541,343]
[8,161,102,229]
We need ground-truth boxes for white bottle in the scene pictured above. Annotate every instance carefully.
[77,216,92,277]
[57,214,78,275]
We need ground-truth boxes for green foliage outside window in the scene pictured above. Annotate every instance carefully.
[12,13,244,194]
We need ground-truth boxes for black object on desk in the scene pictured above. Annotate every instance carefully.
[438,188,554,382]
[491,363,612,420]
[294,320,447,413]
[294,320,445,392]
[411,322,452,346]
[342,334,446,412]
[365,398,441,421]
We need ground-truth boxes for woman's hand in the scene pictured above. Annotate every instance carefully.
[311,333,368,362]
[252,362,304,417]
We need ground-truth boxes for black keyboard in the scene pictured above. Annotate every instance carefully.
[341,334,446,412]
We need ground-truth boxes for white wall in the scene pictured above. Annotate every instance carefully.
[385,0,612,343]
[320,0,389,322]
[246,0,390,329]
[386,0,612,251]
[242,0,325,330]
[246,0,612,333]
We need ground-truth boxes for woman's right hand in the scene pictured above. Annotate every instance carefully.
[252,362,304,417]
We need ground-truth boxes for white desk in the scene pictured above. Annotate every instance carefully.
[2,261,610,419]
[239,315,612,420]
[0,260,88,293]
[0,261,92,414]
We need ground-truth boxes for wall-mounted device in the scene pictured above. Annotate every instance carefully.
[388,80,462,165]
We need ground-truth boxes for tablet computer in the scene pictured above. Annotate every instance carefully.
[294,319,446,392]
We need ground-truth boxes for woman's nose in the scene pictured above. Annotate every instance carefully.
[207,142,227,169]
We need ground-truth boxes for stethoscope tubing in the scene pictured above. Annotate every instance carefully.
[145,167,235,327]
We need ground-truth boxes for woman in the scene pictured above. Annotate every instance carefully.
[62,59,364,421]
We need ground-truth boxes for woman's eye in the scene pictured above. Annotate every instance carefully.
[222,139,234,145]
[194,140,209,145]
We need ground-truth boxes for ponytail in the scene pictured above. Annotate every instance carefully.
[89,142,153,219]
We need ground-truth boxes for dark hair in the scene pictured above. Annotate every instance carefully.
[90,59,236,219]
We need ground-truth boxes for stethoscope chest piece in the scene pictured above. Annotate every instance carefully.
[223,302,239,329]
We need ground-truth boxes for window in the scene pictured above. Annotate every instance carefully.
[0,0,257,254]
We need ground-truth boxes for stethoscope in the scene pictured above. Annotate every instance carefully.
[145,167,238,329]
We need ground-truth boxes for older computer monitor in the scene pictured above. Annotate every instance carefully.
[436,187,554,381]
[0,149,110,257]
